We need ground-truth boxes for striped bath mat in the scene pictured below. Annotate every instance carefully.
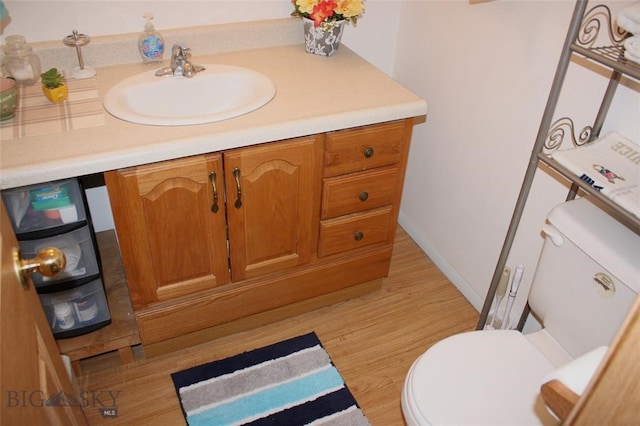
[171,332,370,426]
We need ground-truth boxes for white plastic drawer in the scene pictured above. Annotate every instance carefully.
[39,278,110,336]
[19,225,99,287]
[2,178,86,234]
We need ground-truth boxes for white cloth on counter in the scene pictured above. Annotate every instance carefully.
[618,1,640,35]
[624,35,640,64]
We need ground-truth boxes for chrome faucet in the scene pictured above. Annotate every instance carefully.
[155,43,205,78]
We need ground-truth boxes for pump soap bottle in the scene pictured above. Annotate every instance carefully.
[138,13,164,63]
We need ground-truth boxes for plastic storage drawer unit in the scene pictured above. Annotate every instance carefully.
[18,224,100,289]
[39,278,111,338]
[2,179,86,234]
[2,177,111,338]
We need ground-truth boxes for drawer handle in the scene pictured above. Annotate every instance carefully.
[208,171,219,213]
[359,191,369,201]
[233,167,242,209]
[363,147,375,158]
[354,231,364,241]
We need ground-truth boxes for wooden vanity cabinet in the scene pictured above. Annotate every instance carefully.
[224,136,323,281]
[105,119,415,349]
[319,120,411,257]
[104,154,230,308]
[105,135,322,307]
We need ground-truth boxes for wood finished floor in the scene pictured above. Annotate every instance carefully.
[78,227,479,425]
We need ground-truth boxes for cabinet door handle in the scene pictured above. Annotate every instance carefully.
[359,191,369,201]
[363,147,374,158]
[208,172,219,213]
[233,167,242,209]
[354,231,364,241]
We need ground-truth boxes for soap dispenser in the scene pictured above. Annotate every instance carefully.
[138,13,164,63]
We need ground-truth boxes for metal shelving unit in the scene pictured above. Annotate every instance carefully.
[477,0,640,330]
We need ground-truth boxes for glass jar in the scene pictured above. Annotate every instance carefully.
[3,35,41,85]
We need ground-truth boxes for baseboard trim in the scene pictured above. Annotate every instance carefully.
[398,212,483,311]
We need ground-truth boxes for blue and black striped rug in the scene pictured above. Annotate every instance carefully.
[171,332,370,425]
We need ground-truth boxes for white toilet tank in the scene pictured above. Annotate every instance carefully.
[528,198,640,358]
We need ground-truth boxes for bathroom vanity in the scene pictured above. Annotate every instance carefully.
[1,21,427,353]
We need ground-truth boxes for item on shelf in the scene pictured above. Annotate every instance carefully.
[551,131,639,219]
[623,35,640,65]
[0,77,18,120]
[73,294,99,323]
[138,13,164,63]
[3,35,41,85]
[61,243,82,273]
[53,301,76,330]
[617,1,640,35]
[40,68,68,103]
[3,190,30,229]
[58,205,79,223]
[30,183,71,210]
[63,30,96,79]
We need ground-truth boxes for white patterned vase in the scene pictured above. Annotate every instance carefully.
[302,18,346,57]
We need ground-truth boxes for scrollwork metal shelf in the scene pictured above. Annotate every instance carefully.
[538,154,640,231]
[572,44,640,81]
[476,0,640,331]
[540,116,640,232]
[571,3,640,80]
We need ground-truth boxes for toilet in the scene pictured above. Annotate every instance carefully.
[402,198,640,425]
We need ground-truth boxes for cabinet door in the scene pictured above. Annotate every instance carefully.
[105,154,229,308]
[224,135,323,281]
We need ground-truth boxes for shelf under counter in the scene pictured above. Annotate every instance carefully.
[56,230,141,374]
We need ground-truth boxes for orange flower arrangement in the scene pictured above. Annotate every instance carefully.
[291,0,364,29]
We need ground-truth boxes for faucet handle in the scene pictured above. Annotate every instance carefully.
[171,43,191,60]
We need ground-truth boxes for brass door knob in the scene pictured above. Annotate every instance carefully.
[13,247,66,288]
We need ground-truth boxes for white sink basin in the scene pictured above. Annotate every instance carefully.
[103,64,276,126]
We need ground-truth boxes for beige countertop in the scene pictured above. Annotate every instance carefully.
[0,25,427,190]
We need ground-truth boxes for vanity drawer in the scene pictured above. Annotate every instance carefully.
[322,167,400,219]
[318,206,393,257]
[324,120,408,177]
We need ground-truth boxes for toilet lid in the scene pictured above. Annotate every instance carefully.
[403,330,559,425]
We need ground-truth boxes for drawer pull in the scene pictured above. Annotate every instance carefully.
[354,231,364,241]
[359,191,369,201]
[363,147,375,158]
[233,167,242,209]
[208,172,219,213]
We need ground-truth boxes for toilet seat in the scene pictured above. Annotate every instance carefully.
[402,330,561,425]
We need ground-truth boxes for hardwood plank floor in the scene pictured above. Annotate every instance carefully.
[78,227,479,425]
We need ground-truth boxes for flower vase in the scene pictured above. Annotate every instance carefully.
[303,18,345,57]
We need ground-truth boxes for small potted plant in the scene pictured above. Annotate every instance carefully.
[40,68,68,103]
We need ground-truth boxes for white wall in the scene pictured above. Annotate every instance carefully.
[3,1,638,319]
[2,1,401,72]
[393,0,640,321]
[3,1,292,42]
